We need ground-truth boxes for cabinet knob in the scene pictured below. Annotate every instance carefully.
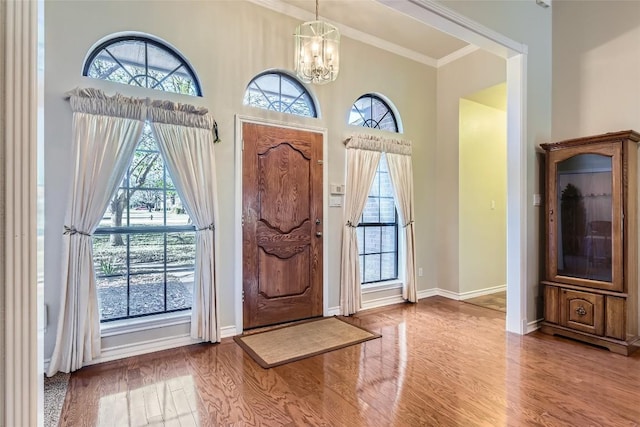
[575,306,587,316]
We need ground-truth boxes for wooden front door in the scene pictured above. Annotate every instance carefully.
[242,122,323,329]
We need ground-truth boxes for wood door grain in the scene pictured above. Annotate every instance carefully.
[242,122,323,329]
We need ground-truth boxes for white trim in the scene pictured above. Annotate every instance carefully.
[458,285,507,300]
[506,54,528,334]
[417,289,438,300]
[360,295,406,311]
[433,288,462,301]
[3,1,39,425]
[234,115,329,332]
[527,318,543,334]
[379,0,527,58]
[247,0,439,67]
[327,306,341,316]
[361,280,403,295]
[416,286,505,301]
[220,325,238,339]
[87,335,202,366]
[100,311,192,337]
[437,45,480,67]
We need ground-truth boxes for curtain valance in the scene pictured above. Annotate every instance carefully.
[344,133,412,156]
[65,87,220,139]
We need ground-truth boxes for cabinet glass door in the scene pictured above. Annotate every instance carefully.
[556,154,612,281]
[548,144,622,291]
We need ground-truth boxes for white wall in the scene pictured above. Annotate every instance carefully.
[552,0,640,139]
[459,97,507,294]
[438,0,552,321]
[43,0,437,360]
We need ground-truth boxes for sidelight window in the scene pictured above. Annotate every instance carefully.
[350,94,400,284]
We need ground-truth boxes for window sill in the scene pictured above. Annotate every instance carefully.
[101,311,191,337]
[361,280,404,295]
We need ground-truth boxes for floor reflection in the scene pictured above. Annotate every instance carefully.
[97,375,199,426]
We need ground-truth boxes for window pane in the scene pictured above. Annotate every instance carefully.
[363,254,381,283]
[380,198,396,223]
[379,172,392,196]
[369,173,380,197]
[364,227,381,255]
[166,232,195,311]
[381,226,396,252]
[94,234,128,321]
[362,197,380,223]
[357,226,364,255]
[381,253,397,281]
[129,273,166,317]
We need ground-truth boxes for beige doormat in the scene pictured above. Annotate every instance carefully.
[234,316,381,368]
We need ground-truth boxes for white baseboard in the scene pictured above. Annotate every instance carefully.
[458,285,507,300]
[88,334,202,366]
[327,306,341,316]
[417,285,506,301]
[360,294,405,311]
[527,318,543,333]
[417,288,438,299]
[220,325,238,338]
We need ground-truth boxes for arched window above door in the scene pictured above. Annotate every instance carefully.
[83,35,202,96]
[243,71,317,118]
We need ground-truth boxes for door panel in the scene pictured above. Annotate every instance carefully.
[242,122,323,329]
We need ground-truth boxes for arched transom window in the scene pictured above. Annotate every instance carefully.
[83,35,202,96]
[349,94,398,132]
[244,71,317,118]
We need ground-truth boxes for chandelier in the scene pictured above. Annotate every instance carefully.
[294,0,340,85]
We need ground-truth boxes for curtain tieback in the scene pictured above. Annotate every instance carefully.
[63,225,91,236]
[346,221,357,228]
[197,223,215,232]
[403,220,414,228]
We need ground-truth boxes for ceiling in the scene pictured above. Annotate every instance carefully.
[255,0,476,67]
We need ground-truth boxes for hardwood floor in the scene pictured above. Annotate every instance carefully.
[59,296,640,426]
[463,291,507,313]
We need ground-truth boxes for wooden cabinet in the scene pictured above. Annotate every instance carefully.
[540,131,639,355]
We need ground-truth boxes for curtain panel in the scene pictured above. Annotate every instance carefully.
[148,100,220,343]
[339,133,417,316]
[47,89,146,375]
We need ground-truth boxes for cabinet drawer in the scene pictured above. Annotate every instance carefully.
[560,289,604,336]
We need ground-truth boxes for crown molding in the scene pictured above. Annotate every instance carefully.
[437,44,480,67]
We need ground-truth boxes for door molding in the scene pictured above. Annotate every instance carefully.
[234,115,328,332]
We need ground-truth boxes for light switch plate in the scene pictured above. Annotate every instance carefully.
[329,195,343,207]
